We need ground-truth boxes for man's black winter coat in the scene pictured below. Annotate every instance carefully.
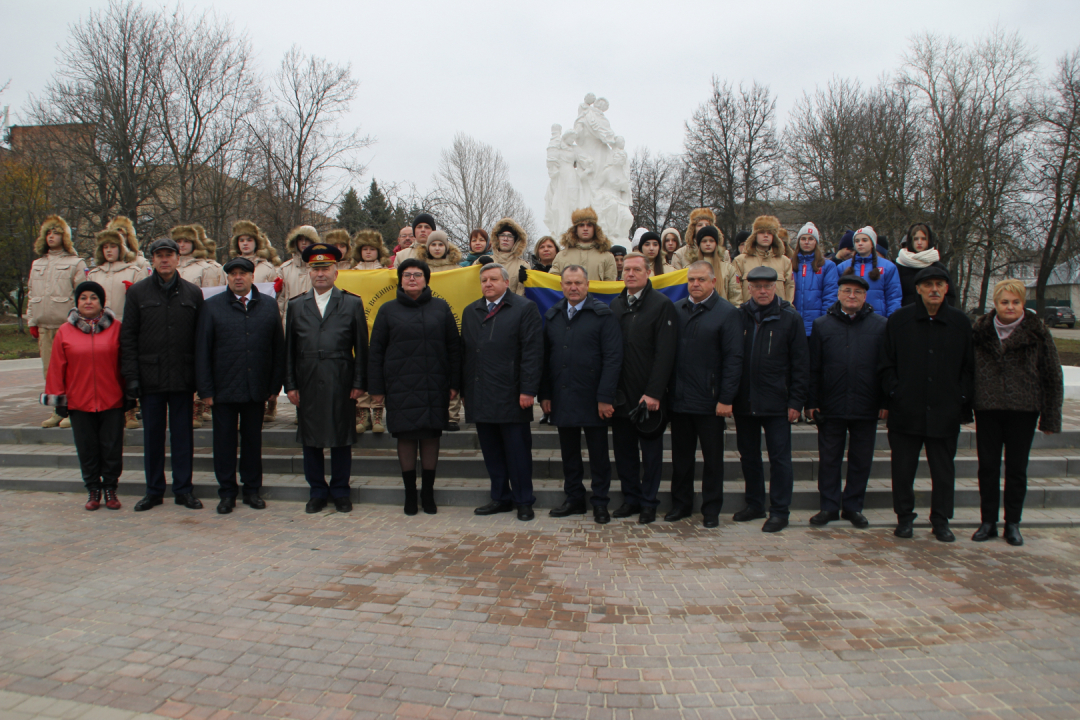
[461,292,543,424]
[670,291,744,416]
[539,296,622,428]
[808,302,887,420]
[120,272,204,394]
[733,297,809,417]
[609,281,678,416]
[285,287,368,448]
[879,296,974,437]
[367,286,461,434]
[195,285,285,405]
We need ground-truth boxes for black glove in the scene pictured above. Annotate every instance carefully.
[56,406,69,419]
[518,266,528,283]
[477,255,494,266]
[125,381,140,403]
[124,396,138,412]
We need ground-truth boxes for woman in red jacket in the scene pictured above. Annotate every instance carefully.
[40,281,128,511]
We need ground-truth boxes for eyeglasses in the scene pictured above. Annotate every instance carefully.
[401,272,425,279]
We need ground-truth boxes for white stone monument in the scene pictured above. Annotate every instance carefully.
[544,94,634,244]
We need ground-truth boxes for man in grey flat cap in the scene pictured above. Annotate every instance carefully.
[731,265,809,533]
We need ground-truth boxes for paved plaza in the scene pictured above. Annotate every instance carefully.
[0,490,1078,720]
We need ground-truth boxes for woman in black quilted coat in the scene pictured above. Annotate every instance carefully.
[368,258,461,516]
[971,279,1063,547]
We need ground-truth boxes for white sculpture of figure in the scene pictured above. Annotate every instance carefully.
[543,124,565,235]
[544,93,634,239]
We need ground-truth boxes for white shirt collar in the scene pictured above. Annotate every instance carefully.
[234,290,252,303]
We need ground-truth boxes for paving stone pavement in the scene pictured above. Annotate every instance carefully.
[0,490,1078,720]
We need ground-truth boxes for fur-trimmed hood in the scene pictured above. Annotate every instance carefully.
[491,217,528,260]
[94,229,136,265]
[286,225,320,256]
[105,216,139,256]
[349,229,389,266]
[35,215,75,256]
[323,228,353,252]
[684,208,716,249]
[559,206,612,252]
[417,236,462,266]
[748,216,787,258]
[229,220,281,266]
[171,224,211,259]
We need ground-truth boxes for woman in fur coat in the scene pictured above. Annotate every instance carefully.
[971,279,1062,547]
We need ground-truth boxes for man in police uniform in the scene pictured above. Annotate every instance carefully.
[284,244,368,513]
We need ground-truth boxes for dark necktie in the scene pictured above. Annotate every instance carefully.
[568,306,577,320]
[487,302,496,313]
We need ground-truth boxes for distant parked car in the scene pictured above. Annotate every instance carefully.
[1042,306,1076,328]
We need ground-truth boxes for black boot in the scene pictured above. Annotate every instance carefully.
[402,470,418,516]
[420,469,437,514]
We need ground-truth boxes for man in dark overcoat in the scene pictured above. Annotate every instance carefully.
[121,237,205,512]
[195,257,285,514]
[539,265,623,524]
[805,274,887,530]
[668,260,744,528]
[462,263,544,521]
[879,265,974,542]
[284,244,368,513]
[608,253,678,525]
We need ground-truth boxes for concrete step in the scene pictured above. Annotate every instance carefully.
[2,444,1080,481]
[4,424,1080,452]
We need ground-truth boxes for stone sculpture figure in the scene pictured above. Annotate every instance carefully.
[544,94,634,242]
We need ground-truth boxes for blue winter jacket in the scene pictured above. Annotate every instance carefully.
[793,255,838,335]
[835,254,902,317]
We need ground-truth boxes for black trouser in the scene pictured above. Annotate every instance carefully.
[611,416,665,509]
[734,414,794,518]
[816,418,877,513]
[69,408,125,491]
[975,410,1039,524]
[212,401,265,500]
[476,421,535,506]
[888,430,958,525]
[302,445,352,500]
[669,412,726,517]
[141,392,194,497]
[557,425,611,507]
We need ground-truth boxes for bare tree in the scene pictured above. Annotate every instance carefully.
[430,132,535,247]
[152,6,260,235]
[1031,48,1080,313]
[684,78,783,241]
[30,0,167,238]
[628,148,693,234]
[253,45,371,244]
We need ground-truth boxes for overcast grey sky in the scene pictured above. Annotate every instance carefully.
[3,0,1079,232]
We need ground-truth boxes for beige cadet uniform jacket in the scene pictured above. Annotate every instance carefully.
[28,250,89,328]
[732,248,795,302]
[238,256,279,285]
[277,255,312,326]
[548,244,618,282]
[86,261,145,321]
[178,256,225,288]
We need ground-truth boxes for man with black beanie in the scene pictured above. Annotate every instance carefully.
[393,213,437,267]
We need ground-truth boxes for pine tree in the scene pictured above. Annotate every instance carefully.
[360,180,392,232]
[336,187,365,232]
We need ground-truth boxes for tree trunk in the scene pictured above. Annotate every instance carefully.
[977,242,994,314]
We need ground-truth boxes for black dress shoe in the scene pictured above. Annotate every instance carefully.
[971,522,998,542]
[333,497,353,513]
[133,495,163,512]
[516,504,535,521]
[809,510,839,526]
[217,497,235,514]
[446,421,460,432]
[762,516,788,533]
[1003,522,1023,546]
[593,505,610,524]
[638,508,656,524]
[664,507,693,522]
[175,493,203,509]
[703,515,719,528]
[475,500,514,516]
[932,523,956,543]
[305,498,327,514]
[894,520,914,538]
[732,507,766,522]
[611,503,641,519]
[538,414,551,425]
[549,499,586,517]
[841,510,870,528]
[243,494,266,510]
